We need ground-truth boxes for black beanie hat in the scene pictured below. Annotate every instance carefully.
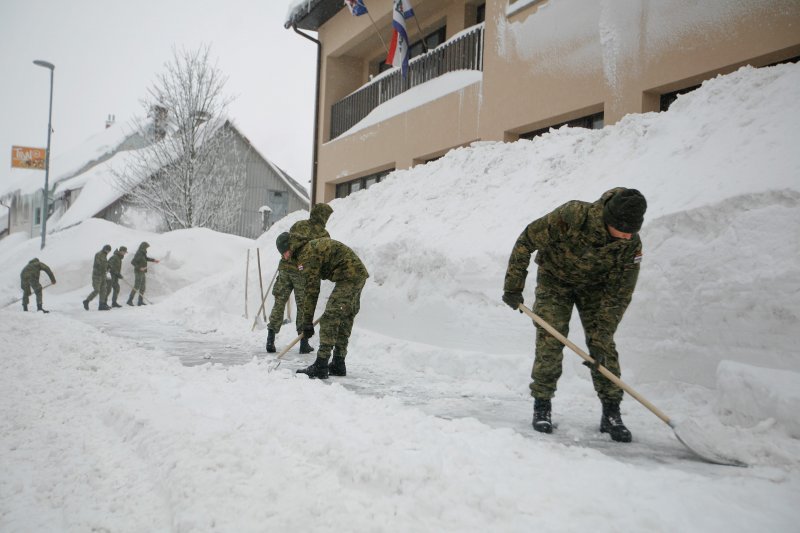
[103,244,112,252]
[276,232,290,254]
[603,189,647,233]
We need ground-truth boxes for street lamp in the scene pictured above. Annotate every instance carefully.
[33,59,54,249]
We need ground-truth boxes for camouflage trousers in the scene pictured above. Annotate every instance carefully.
[268,268,305,334]
[133,270,147,295]
[21,280,43,307]
[85,275,109,303]
[108,276,121,303]
[530,270,626,403]
[317,277,366,360]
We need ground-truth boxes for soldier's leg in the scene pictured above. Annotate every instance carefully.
[21,282,32,310]
[530,272,575,400]
[575,289,624,403]
[32,281,43,308]
[86,277,101,302]
[268,272,292,333]
[318,281,363,361]
[290,269,306,333]
[111,279,121,304]
[330,279,366,358]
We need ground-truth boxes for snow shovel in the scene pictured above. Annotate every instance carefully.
[251,265,280,332]
[267,316,321,372]
[517,304,746,467]
[121,278,153,305]
[3,282,53,308]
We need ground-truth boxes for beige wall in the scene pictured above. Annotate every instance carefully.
[312,0,800,202]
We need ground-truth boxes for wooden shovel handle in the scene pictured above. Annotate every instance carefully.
[518,304,672,425]
[275,317,322,360]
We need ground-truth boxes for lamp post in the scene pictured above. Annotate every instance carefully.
[33,59,54,249]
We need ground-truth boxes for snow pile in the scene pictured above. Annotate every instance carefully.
[1,63,800,531]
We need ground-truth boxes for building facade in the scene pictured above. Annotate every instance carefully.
[286,0,800,203]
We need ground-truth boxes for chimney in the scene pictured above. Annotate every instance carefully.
[105,114,115,129]
[150,105,168,140]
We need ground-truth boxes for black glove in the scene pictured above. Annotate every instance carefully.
[302,323,315,339]
[502,291,524,311]
[583,352,606,372]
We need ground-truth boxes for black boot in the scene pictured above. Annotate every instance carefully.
[532,398,553,434]
[22,303,28,312]
[137,296,146,306]
[328,356,346,377]
[111,301,122,308]
[99,302,111,311]
[266,329,276,353]
[600,402,632,443]
[126,292,135,306]
[296,357,329,379]
[37,305,49,314]
[83,299,89,311]
[299,337,314,354]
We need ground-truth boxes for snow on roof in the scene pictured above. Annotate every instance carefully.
[0,122,137,198]
[52,148,157,231]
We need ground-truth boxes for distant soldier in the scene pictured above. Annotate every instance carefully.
[127,241,159,306]
[280,232,369,379]
[266,203,333,354]
[20,258,56,313]
[502,187,647,442]
[107,246,128,308]
[83,244,112,311]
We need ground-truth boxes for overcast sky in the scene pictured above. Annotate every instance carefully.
[0,0,316,191]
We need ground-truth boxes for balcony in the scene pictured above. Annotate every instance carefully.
[330,24,485,139]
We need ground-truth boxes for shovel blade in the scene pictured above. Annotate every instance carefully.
[671,418,747,467]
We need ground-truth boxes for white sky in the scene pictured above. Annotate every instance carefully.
[0,0,316,191]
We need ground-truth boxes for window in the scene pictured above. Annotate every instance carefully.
[660,85,701,112]
[409,26,447,60]
[335,169,392,199]
[34,207,41,225]
[520,112,605,140]
[476,3,486,24]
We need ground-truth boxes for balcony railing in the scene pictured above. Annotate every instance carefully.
[330,24,485,139]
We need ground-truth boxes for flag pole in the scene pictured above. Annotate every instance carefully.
[366,10,390,55]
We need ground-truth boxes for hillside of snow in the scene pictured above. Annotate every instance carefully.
[1,63,799,531]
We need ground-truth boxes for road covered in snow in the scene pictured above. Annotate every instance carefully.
[2,63,800,531]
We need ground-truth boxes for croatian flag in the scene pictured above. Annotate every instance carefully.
[344,0,368,16]
[386,0,414,77]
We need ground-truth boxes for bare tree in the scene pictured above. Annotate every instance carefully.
[115,45,246,232]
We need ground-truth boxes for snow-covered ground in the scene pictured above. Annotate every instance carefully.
[2,63,800,532]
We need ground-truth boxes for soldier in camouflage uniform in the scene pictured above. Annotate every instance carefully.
[502,188,647,442]
[278,231,369,379]
[107,246,128,308]
[127,241,159,306]
[83,245,112,311]
[20,258,56,313]
[266,203,333,355]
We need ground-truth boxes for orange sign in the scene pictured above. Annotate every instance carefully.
[11,145,47,170]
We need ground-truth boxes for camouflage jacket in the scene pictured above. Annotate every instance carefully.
[290,236,369,323]
[108,250,124,279]
[131,244,155,271]
[20,259,56,285]
[92,250,110,279]
[280,204,333,272]
[504,188,642,306]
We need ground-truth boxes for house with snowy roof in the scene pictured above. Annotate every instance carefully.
[52,119,309,239]
[0,119,146,239]
[284,0,800,204]
[2,118,308,240]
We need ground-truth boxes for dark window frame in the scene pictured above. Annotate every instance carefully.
[520,112,605,140]
[335,169,393,199]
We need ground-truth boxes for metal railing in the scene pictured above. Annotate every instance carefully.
[330,24,484,139]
